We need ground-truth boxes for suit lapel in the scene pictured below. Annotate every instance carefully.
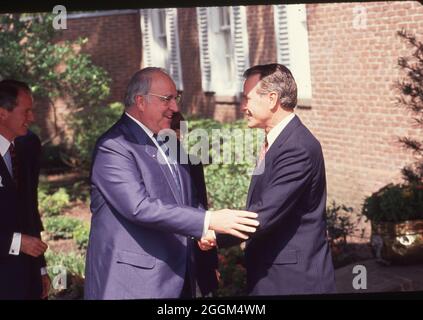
[246,115,303,208]
[121,114,184,205]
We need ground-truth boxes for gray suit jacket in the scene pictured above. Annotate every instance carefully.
[84,114,206,299]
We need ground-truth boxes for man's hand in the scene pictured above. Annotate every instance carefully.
[41,274,51,299]
[198,230,216,251]
[20,235,48,257]
[209,209,259,240]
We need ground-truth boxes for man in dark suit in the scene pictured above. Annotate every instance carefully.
[0,80,50,300]
[84,67,258,299]
[204,64,336,295]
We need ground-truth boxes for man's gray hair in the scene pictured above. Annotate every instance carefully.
[243,63,297,109]
[124,67,167,108]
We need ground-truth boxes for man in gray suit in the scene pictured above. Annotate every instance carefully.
[84,67,259,299]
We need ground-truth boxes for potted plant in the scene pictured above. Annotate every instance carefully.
[362,183,423,264]
[362,30,423,264]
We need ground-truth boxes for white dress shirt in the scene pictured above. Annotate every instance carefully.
[125,113,210,238]
[266,113,296,150]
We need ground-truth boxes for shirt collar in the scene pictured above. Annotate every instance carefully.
[125,112,154,139]
[267,113,296,149]
[0,134,12,157]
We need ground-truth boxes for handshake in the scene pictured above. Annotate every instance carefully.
[198,209,259,251]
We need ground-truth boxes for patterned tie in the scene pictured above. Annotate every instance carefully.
[8,143,19,186]
[257,135,268,165]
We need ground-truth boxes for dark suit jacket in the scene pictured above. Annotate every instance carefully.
[189,159,218,296]
[0,131,45,300]
[218,115,336,296]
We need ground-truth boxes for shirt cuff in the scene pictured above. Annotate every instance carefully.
[202,211,216,239]
[41,267,48,276]
[9,232,21,255]
[202,210,212,238]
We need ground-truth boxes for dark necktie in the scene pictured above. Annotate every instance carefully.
[9,143,19,187]
[153,134,182,193]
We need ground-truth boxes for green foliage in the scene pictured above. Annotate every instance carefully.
[44,216,83,240]
[65,102,124,170]
[216,247,246,297]
[72,222,90,250]
[184,117,263,210]
[45,250,85,299]
[38,187,70,217]
[45,250,85,279]
[362,183,423,223]
[326,201,359,247]
[396,30,423,185]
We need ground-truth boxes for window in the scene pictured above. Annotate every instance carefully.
[140,8,183,90]
[197,6,249,96]
[274,4,313,104]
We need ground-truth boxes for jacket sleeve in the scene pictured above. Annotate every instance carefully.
[247,145,312,240]
[217,145,312,246]
[91,138,206,239]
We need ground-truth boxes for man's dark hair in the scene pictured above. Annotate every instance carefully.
[0,79,32,111]
[243,63,297,109]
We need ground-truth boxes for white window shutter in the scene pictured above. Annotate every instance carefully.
[165,8,183,90]
[230,6,250,93]
[273,5,290,68]
[274,4,312,101]
[140,9,154,67]
[196,7,213,92]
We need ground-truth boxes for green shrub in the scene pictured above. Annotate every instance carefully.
[38,187,70,217]
[44,216,83,240]
[64,102,124,170]
[45,250,85,278]
[73,222,90,250]
[362,183,423,223]
[217,247,246,297]
[45,249,85,300]
[326,201,358,247]
[184,117,263,210]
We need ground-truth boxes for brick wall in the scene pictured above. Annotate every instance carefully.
[300,1,423,227]
[178,8,214,117]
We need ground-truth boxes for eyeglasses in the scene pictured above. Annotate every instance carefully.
[147,93,182,105]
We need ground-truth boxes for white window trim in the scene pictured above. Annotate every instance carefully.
[197,6,249,96]
[140,9,183,90]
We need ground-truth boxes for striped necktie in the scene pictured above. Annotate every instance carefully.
[257,135,268,165]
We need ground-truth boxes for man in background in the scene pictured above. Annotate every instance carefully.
[0,79,50,299]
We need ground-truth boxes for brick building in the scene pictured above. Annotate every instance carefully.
[38,2,423,225]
